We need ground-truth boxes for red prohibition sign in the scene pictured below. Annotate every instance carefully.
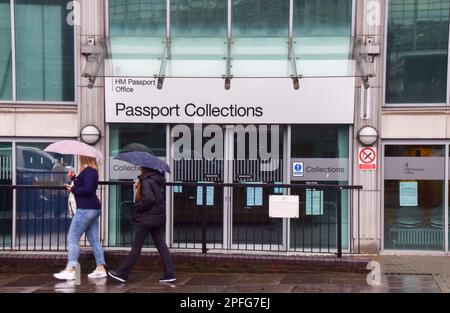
[359,148,376,164]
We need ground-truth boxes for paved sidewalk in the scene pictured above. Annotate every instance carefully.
[0,270,441,293]
[374,255,450,293]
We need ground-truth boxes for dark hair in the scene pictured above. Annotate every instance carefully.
[141,167,161,175]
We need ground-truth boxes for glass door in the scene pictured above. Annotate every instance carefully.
[230,125,285,251]
[171,124,224,249]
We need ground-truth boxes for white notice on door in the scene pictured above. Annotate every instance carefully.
[269,195,299,218]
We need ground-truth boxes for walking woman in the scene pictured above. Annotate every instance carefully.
[108,166,176,283]
[53,156,107,280]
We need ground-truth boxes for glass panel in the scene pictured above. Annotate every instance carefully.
[0,0,12,100]
[108,0,166,77]
[291,125,349,158]
[15,142,74,250]
[232,125,284,249]
[290,125,349,251]
[384,180,444,251]
[232,0,289,37]
[15,0,75,101]
[166,37,227,77]
[167,1,227,77]
[108,124,166,247]
[0,143,13,249]
[293,0,354,77]
[384,145,445,251]
[386,0,450,104]
[171,0,227,37]
[231,37,290,77]
[231,1,290,78]
[109,0,166,37]
[294,0,352,37]
[385,145,445,157]
[171,124,224,248]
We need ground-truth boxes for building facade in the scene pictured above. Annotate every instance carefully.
[0,0,449,255]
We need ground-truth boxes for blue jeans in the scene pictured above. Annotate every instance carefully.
[67,209,105,268]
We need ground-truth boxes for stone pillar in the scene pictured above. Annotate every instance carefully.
[352,0,386,254]
[78,0,106,178]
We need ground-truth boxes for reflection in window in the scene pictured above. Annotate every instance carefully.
[386,0,450,104]
[15,142,74,250]
[15,0,75,101]
[0,0,12,100]
[385,145,445,157]
[293,0,352,37]
[232,0,289,37]
[290,125,350,251]
[291,125,349,158]
[384,180,444,251]
[384,145,445,251]
[109,0,166,37]
[171,0,227,37]
[16,143,74,185]
[108,124,166,247]
[0,143,12,247]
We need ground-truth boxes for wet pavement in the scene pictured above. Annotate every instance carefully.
[0,270,442,293]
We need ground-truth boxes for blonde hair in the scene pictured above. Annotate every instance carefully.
[79,156,99,171]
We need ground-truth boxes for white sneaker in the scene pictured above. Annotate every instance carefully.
[53,269,75,280]
[87,269,107,279]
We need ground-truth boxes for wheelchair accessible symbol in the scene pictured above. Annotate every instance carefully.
[293,162,304,177]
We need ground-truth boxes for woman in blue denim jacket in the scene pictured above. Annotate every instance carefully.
[53,156,107,280]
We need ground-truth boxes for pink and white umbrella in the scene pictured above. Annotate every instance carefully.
[44,140,103,160]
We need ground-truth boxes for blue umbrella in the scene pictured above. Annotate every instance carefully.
[114,151,171,173]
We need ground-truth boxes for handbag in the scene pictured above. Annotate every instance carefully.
[67,181,77,217]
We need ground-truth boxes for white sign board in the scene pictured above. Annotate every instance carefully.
[358,147,377,170]
[109,158,140,180]
[105,77,355,124]
[269,195,299,218]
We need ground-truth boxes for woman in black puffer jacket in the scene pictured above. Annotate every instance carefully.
[108,167,176,283]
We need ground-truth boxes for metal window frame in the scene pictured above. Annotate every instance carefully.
[383,0,450,107]
[381,140,449,254]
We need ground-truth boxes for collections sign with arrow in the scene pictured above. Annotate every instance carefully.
[358,147,377,170]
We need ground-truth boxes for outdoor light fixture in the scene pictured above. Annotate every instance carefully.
[358,126,378,146]
[80,125,101,145]
[225,78,231,90]
[157,77,164,90]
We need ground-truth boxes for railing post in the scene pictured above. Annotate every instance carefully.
[202,185,207,254]
[75,262,81,286]
[337,187,342,258]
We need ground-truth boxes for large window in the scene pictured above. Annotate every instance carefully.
[15,0,75,102]
[386,0,450,104]
[0,0,12,100]
[384,145,445,251]
[0,0,75,102]
[290,125,350,251]
[108,124,166,247]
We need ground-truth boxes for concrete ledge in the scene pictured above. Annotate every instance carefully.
[0,251,370,275]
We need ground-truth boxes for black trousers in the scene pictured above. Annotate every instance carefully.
[114,226,175,280]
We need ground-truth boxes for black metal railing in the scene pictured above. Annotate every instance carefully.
[0,182,362,257]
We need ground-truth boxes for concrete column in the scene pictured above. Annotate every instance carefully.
[352,0,385,253]
[78,0,106,178]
